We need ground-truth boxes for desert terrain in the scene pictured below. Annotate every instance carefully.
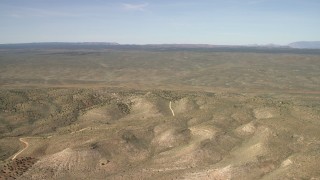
[0,45,319,179]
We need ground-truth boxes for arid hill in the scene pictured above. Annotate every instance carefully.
[0,47,319,179]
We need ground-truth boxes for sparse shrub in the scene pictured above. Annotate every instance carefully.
[117,102,131,114]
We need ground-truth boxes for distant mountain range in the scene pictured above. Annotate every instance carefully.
[288,41,320,49]
[0,41,320,50]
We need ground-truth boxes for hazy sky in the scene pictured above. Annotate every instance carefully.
[0,0,319,45]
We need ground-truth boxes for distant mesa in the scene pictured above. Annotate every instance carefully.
[78,42,119,45]
[288,41,320,49]
[0,42,120,49]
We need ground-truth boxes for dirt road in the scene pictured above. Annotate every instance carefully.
[12,138,29,160]
[169,101,175,116]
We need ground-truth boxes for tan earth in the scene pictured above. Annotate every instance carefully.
[0,48,320,179]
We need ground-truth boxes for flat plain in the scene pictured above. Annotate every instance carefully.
[0,45,319,179]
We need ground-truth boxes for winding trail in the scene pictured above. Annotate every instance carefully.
[12,138,29,160]
[11,136,52,160]
[11,127,93,160]
[169,101,175,116]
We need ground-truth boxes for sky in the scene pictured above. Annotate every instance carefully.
[0,0,320,45]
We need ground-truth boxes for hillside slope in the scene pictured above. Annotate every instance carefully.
[0,88,319,179]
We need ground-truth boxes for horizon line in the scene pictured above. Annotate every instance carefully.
[1,41,320,47]
[0,41,299,46]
